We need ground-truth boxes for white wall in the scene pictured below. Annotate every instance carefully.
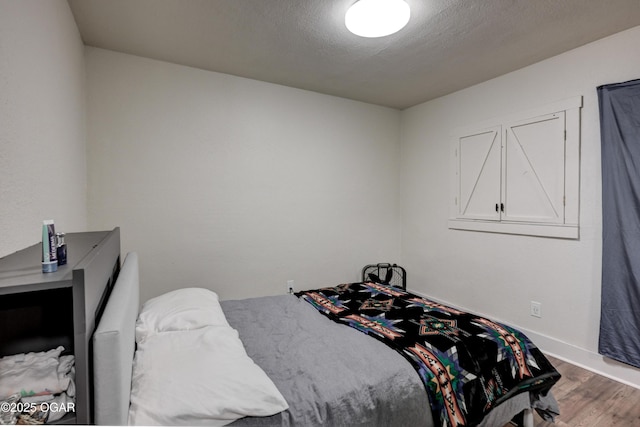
[86,48,401,303]
[400,26,640,387]
[0,0,87,257]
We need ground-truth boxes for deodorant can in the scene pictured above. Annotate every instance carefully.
[56,232,67,266]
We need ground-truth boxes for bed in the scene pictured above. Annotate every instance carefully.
[93,253,559,426]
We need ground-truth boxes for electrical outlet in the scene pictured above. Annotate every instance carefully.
[530,301,541,318]
[286,280,295,294]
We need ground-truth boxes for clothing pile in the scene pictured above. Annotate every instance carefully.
[0,346,75,425]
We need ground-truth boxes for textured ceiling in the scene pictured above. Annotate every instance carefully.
[68,0,640,110]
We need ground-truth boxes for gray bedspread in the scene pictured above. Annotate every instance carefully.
[221,295,533,427]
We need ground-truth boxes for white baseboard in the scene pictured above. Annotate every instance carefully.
[407,288,640,390]
[515,327,640,390]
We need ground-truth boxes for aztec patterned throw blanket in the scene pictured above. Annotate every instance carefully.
[297,282,560,427]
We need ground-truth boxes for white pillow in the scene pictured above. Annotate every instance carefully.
[136,288,229,342]
[128,327,288,426]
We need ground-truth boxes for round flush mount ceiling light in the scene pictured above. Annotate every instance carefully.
[345,0,410,38]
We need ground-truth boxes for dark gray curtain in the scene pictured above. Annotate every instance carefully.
[599,79,640,368]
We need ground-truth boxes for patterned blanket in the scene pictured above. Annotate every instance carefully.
[297,282,560,427]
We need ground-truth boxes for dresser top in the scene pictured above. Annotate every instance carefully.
[0,231,110,294]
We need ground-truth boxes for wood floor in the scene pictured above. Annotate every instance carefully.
[504,355,640,427]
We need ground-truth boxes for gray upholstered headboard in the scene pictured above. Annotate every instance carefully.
[93,252,139,426]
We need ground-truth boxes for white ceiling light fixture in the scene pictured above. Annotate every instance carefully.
[345,0,410,38]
